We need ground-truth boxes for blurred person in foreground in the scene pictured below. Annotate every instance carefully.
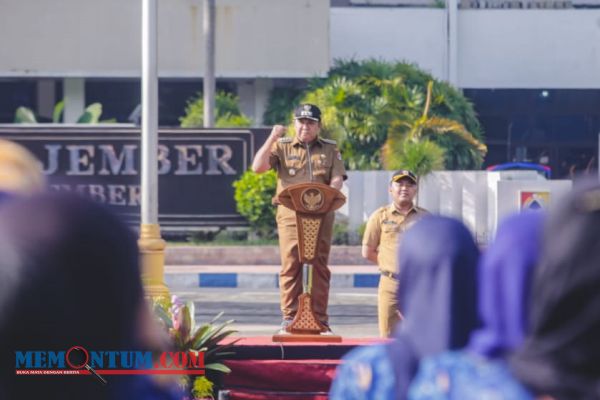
[408,211,545,399]
[330,216,480,400]
[362,169,428,337]
[0,138,45,201]
[0,193,180,400]
[509,180,600,400]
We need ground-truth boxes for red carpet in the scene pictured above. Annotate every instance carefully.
[223,336,380,346]
[220,336,384,399]
[222,336,383,360]
[224,360,340,392]
[225,389,329,400]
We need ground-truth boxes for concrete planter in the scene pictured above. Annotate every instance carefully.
[165,245,363,265]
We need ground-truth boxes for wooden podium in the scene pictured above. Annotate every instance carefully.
[272,182,346,343]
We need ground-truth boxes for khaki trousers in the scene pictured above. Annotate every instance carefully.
[378,274,400,337]
[276,205,334,323]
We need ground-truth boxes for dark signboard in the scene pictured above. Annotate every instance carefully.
[0,126,260,230]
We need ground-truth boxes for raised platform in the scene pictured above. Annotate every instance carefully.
[223,336,381,360]
[224,359,340,393]
[223,388,329,400]
[219,336,384,399]
[272,332,343,343]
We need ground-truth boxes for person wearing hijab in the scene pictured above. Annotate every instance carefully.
[510,180,600,400]
[0,193,180,400]
[329,216,480,400]
[407,211,545,399]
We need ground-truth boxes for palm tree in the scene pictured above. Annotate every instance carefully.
[303,76,391,169]
[382,81,487,177]
[297,60,485,171]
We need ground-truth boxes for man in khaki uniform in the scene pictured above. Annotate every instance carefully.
[252,104,347,332]
[362,170,428,337]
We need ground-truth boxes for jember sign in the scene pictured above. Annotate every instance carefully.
[0,126,255,230]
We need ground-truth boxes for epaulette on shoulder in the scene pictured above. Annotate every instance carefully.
[278,137,292,143]
[321,138,337,145]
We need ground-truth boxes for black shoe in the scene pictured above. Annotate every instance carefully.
[321,321,333,335]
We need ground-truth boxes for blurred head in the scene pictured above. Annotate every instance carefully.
[468,211,545,359]
[390,170,418,208]
[386,216,480,397]
[293,103,321,144]
[0,193,144,399]
[396,216,480,356]
[511,180,600,399]
[0,139,45,199]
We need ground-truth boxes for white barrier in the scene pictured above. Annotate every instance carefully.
[340,170,572,244]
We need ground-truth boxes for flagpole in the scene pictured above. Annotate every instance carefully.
[139,0,168,297]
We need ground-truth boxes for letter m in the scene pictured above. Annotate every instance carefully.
[98,145,137,175]
[15,352,32,368]
[188,351,205,369]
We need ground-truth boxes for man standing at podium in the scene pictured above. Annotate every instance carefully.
[252,104,347,333]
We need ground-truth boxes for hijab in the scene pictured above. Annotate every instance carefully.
[0,192,144,400]
[511,180,600,399]
[468,211,545,358]
[390,216,480,399]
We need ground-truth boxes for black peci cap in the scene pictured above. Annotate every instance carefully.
[391,170,417,184]
[294,104,321,122]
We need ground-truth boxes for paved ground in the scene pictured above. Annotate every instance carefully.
[171,287,379,338]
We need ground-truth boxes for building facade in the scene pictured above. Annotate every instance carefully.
[1,0,599,177]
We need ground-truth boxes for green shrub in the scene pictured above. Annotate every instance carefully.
[233,170,277,239]
[263,87,304,126]
[302,59,485,171]
[180,91,252,128]
[357,222,367,241]
[192,376,214,399]
[14,101,107,124]
[214,229,248,242]
[14,107,37,123]
[332,220,349,245]
[76,103,103,123]
[187,229,222,243]
[152,296,237,397]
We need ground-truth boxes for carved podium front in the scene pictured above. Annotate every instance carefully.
[272,182,346,343]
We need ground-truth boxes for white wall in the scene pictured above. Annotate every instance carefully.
[3,2,600,88]
[341,170,571,244]
[237,79,274,126]
[459,10,600,88]
[0,0,329,78]
[330,8,447,79]
[331,7,600,88]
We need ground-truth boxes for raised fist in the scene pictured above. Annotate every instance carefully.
[270,125,287,141]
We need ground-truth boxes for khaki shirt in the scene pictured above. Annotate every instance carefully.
[362,204,428,274]
[269,136,347,196]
